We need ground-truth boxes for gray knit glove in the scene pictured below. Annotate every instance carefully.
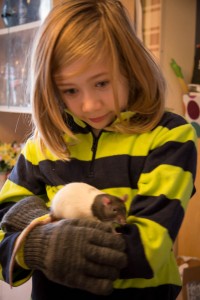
[1,196,49,232]
[24,218,127,295]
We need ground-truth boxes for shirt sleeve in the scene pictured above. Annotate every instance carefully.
[120,115,197,279]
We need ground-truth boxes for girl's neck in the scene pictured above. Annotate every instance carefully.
[92,128,101,137]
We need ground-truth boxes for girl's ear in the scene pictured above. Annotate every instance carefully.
[102,196,111,206]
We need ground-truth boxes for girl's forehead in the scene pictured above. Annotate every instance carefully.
[54,56,112,80]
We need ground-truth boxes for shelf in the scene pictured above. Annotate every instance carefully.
[0,23,39,113]
[0,106,31,114]
[0,0,52,114]
[0,21,41,35]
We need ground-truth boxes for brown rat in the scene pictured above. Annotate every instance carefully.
[9,182,127,287]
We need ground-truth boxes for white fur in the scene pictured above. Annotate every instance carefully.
[51,182,104,219]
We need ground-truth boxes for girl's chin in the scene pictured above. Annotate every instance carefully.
[88,122,110,131]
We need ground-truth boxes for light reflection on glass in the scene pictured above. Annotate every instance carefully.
[0,0,52,108]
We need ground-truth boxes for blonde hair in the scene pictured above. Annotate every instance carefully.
[30,0,166,159]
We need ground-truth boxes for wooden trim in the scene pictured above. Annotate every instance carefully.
[177,139,200,258]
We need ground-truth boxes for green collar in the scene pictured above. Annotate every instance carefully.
[65,109,135,129]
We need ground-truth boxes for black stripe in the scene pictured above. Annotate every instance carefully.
[68,111,188,134]
[10,155,47,195]
[31,270,181,299]
[0,202,15,221]
[144,140,197,177]
[9,154,146,193]
[129,194,184,241]
[66,113,90,134]
[9,138,196,196]
[0,231,30,282]
[118,224,153,279]
[157,111,188,130]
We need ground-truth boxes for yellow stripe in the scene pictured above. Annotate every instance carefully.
[69,133,93,160]
[138,165,193,208]
[0,232,5,280]
[113,254,181,288]
[0,180,33,203]
[21,122,197,164]
[127,217,171,270]
[22,139,59,165]
[114,216,181,289]
[151,123,197,150]
[15,241,29,270]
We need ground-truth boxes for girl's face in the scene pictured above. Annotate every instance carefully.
[54,57,129,135]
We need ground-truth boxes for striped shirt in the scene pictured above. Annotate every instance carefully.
[0,110,197,299]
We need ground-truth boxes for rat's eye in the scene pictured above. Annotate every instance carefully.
[112,208,118,214]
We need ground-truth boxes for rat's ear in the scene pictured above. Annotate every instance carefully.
[102,196,111,206]
[121,194,128,202]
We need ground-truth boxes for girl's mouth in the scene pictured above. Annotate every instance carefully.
[88,114,108,123]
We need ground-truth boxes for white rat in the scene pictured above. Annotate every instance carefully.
[9,182,127,287]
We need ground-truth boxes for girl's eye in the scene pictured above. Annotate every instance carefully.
[96,80,109,88]
[63,88,78,95]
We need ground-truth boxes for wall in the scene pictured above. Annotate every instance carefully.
[142,0,162,60]
[0,280,32,300]
[142,0,196,115]
[160,0,196,115]
[141,1,200,260]
[0,112,32,143]
[177,138,200,258]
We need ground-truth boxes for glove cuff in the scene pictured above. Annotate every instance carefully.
[1,196,49,232]
[24,224,52,271]
[24,221,69,272]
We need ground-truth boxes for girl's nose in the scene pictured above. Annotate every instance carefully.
[81,92,102,112]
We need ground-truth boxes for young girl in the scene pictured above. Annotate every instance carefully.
[0,1,197,299]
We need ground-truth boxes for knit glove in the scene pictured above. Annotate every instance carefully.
[1,196,49,232]
[24,218,127,295]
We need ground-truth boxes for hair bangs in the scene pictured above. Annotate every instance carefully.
[52,22,112,77]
